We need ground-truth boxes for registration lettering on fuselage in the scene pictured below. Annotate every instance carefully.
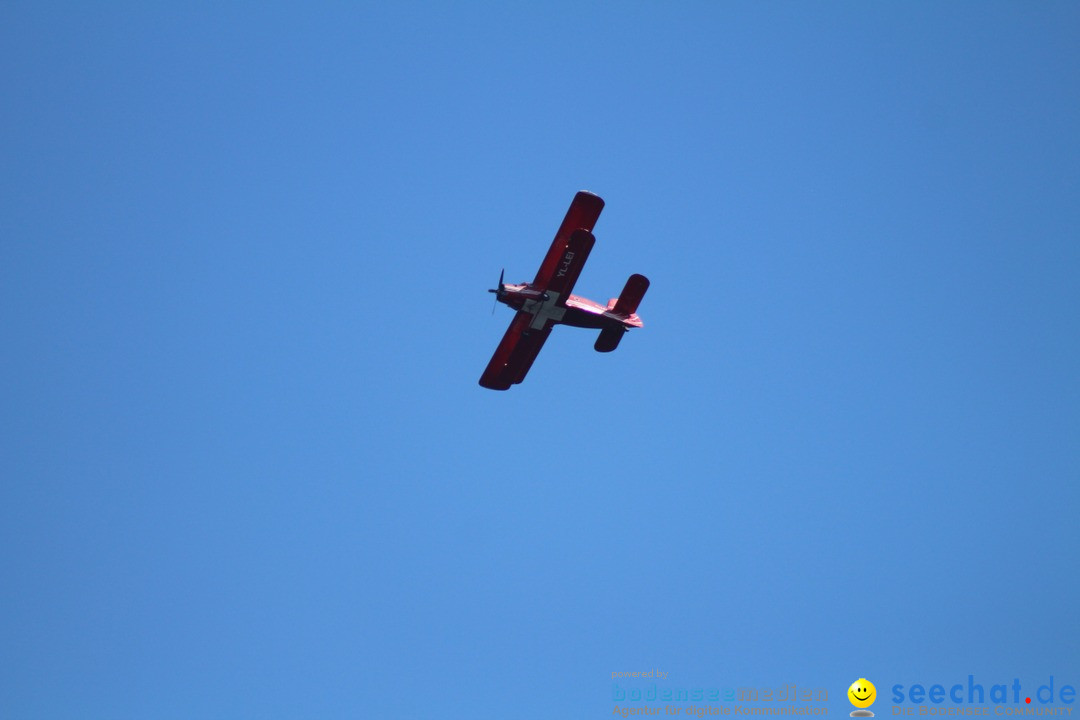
[555,250,575,278]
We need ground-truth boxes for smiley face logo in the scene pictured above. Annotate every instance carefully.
[848,678,876,709]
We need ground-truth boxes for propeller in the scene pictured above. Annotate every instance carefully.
[488,268,505,314]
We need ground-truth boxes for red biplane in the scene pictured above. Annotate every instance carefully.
[479,191,650,390]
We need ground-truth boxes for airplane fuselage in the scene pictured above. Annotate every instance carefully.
[496,283,644,332]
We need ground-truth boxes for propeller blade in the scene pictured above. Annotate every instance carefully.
[490,268,505,314]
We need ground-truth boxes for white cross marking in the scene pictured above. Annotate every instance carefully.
[524,291,566,330]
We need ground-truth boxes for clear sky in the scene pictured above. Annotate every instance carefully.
[2,2,1078,718]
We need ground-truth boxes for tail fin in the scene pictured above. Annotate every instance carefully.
[594,326,625,353]
[611,274,650,316]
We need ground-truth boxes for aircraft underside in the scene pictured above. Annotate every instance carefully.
[479,191,649,389]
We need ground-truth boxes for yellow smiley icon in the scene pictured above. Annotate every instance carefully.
[848,678,876,709]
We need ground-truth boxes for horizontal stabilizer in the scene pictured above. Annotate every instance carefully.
[594,326,625,353]
[611,273,650,316]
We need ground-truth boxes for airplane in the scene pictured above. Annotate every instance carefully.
[479,191,650,390]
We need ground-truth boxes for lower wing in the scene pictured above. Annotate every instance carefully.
[478,312,554,390]
[545,229,595,304]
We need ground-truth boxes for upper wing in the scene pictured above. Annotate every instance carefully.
[478,311,554,390]
[532,191,604,290]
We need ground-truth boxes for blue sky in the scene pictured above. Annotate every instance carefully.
[2,2,1078,718]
